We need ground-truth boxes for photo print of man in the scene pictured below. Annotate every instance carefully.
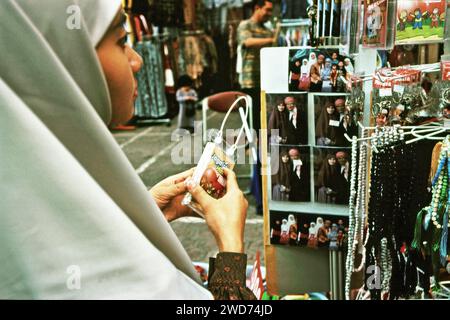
[267,94,308,146]
[288,147,310,202]
[270,146,310,202]
[314,96,358,147]
[314,147,351,205]
[288,49,354,93]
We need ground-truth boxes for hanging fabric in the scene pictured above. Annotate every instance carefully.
[134,15,169,119]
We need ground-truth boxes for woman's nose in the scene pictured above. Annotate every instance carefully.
[127,46,143,74]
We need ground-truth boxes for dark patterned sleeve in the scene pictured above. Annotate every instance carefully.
[207,252,257,300]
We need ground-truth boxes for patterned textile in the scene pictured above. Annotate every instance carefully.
[208,253,257,300]
[150,0,184,27]
[237,19,273,88]
[135,39,169,118]
[178,35,219,88]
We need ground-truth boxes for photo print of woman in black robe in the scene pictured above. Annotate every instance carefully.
[315,101,339,146]
[335,112,358,147]
[317,153,340,203]
[266,94,308,146]
[335,150,350,205]
[271,149,292,201]
[268,100,290,144]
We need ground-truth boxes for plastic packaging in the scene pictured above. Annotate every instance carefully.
[362,0,397,50]
[339,0,361,56]
[182,95,251,217]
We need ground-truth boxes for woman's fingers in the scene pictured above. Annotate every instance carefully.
[173,167,196,184]
[172,181,188,195]
[186,179,212,210]
[222,168,239,191]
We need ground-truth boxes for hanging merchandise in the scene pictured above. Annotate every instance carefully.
[322,0,330,40]
[442,58,450,81]
[362,0,397,50]
[134,16,169,119]
[411,135,450,297]
[403,80,450,124]
[282,0,309,19]
[345,125,442,300]
[182,96,252,216]
[345,82,365,122]
[177,32,219,89]
[339,0,361,57]
[308,3,320,47]
[371,67,422,124]
[149,0,184,28]
[396,0,447,45]
[331,0,341,40]
[278,21,310,47]
[317,0,323,43]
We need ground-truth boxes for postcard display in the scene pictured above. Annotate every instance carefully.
[261,47,367,296]
[395,0,447,45]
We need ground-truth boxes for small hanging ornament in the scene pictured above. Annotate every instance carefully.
[307,4,319,47]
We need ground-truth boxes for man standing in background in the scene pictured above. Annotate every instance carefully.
[238,0,277,215]
[238,0,277,132]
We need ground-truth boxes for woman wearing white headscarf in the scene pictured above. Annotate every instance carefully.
[344,58,354,75]
[315,217,324,235]
[279,219,290,245]
[306,51,317,74]
[0,0,252,300]
[286,214,298,245]
[300,59,310,76]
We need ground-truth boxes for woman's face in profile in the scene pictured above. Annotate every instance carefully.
[96,11,143,127]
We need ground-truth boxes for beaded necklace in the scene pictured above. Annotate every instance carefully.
[345,135,359,300]
[345,129,370,300]
[365,127,403,299]
[347,127,441,300]
[410,136,450,293]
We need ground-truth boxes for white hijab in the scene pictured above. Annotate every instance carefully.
[300,59,309,75]
[307,52,317,72]
[281,219,289,233]
[0,0,211,299]
[344,58,354,74]
[315,217,324,235]
[308,222,316,235]
[287,214,296,231]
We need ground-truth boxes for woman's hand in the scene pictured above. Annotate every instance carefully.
[150,168,198,222]
[186,168,248,253]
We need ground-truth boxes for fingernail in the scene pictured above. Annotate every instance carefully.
[185,178,196,189]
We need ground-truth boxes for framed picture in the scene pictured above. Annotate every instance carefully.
[362,0,388,48]
[288,48,354,93]
[396,0,447,45]
[313,95,358,147]
[266,93,308,146]
[269,211,349,250]
[313,147,351,205]
[270,146,311,203]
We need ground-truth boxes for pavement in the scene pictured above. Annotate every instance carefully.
[112,109,265,265]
